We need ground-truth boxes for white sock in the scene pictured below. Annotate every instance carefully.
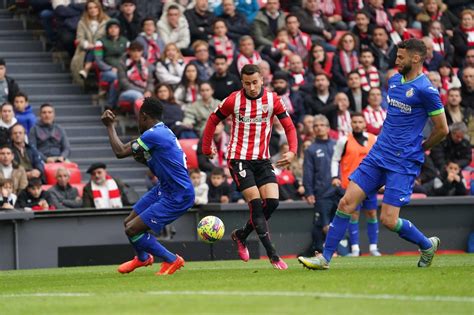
[369,244,378,251]
[351,244,360,253]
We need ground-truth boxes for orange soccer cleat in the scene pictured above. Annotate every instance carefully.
[117,255,154,274]
[156,254,185,275]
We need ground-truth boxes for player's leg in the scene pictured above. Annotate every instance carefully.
[363,193,381,256]
[383,171,439,267]
[347,209,361,256]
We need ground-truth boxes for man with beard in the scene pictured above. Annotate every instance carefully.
[298,39,449,270]
[271,71,305,126]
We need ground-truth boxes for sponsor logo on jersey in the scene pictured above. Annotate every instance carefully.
[406,88,414,97]
[387,95,412,114]
[237,115,270,123]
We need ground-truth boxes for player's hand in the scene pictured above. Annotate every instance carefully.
[101,110,116,127]
[332,178,341,187]
[205,145,217,159]
[276,151,295,169]
[306,195,316,205]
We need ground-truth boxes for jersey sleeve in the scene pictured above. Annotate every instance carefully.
[422,84,445,117]
[137,129,159,152]
[214,95,235,120]
[273,94,290,119]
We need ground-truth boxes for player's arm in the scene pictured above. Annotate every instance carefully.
[201,97,233,158]
[101,110,133,158]
[422,86,450,151]
[275,97,298,168]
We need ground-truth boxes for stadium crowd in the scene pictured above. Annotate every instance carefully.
[0,0,473,211]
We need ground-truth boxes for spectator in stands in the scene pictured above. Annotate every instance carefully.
[460,48,474,74]
[174,63,201,107]
[439,61,462,93]
[190,41,215,81]
[155,43,186,87]
[209,55,241,101]
[308,43,333,79]
[0,145,27,195]
[300,114,315,142]
[117,0,140,41]
[219,0,251,43]
[209,18,236,66]
[15,178,55,211]
[432,161,467,196]
[184,0,216,43]
[207,167,231,204]
[252,0,286,52]
[369,27,397,73]
[48,167,82,209]
[71,0,110,83]
[445,88,471,126]
[117,41,154,107]
[157,4,191,51]
[428,20,454,64]
[275,29,297,70]
[341,1,365,27]
[453,10,474,67]
[304,72,336,116]
[134,0,163,22]
[0,58,19,105]
[155,83,185,136]
[422,37,444,71]
[285,14,312,64]
[52,0,87,57]
[13,92,36,135]
[288,54,314,92]
[292,0,336,50]
[29,103,71,163]
[319,0,346,30]
[390,13,412,46]
[416,0,459,37]
[190,168,208,205]
[271,71,305,126]
[0,103,17,146]
[197,122,229,174]
[365,0,393,34]
[10,124,44,181]
[0,178,16,209]
[351,10,374,50]
[357,49,381,92]
[302,114,340,254]
[413,153,439,195]
[346,71,368,113]
[134,17,165,71]
[83,162,128,209]
[363,87,386,135]
[235,36,263,75]
[332,33,360,89]
[328,92,353,137]
[461,66,474,110]
[182,82,220,137]
[431,122,472,171]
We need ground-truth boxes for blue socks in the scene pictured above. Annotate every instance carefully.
[367,218,379,246]
[348,220,359,247]
[130,233,177,263]
[323,210,351,262]
[394,218,431,250]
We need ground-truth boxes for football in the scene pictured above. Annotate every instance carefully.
[197,216,225,244]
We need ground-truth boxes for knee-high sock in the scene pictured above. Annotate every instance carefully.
[130,232,176,263]
[367,218,379,246]
[322,210,351,262]
[236,198,279,240]
[249,198,277,259]
[349,220,359,246]
[393,218,432,250]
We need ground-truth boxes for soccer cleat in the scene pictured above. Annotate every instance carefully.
[298,252,329,270]
[418,237,440,268]
[117,255,154,274]
[231,229,250,262]
[156,254,185,275]
[370,249,382,256]
[270,257,288,270]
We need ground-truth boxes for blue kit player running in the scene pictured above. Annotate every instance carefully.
[298,38,449,270]
[101,97,195,276]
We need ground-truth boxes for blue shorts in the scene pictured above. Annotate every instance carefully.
[349,157,416,207]
[356,193,378,211]
[134,185,195,233]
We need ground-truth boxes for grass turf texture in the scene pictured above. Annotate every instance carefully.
[0,255,473,315]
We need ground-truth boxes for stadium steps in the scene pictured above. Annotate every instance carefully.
[0,9,149,196]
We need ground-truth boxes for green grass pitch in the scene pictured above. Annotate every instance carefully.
[1,255,473,315]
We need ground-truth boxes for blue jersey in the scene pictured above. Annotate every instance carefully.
[367,73,444,175]
[136,122,194,196]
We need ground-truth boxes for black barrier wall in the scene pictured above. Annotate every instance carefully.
[1,197,473,270]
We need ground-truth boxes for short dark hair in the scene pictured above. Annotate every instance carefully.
[141,16,156,28]
[0,144,12,152]
[214,54,228,62]
[0,178,13,187]
[198,81,213,89]
[355,10,370,19]
[360,48,374,56]
[351,112,364,119]
[448,87,461,95]
[189,168,201,176]
[348,70,361,77]
[372,26,388,36]
[40,103,54,110]
[167,4,180,12]
[139,97,163,120]
[212,17,227,28]
[211,167,224,177]
[393,12,407,21]
[240,64,261,79]
[285,13,298,23]
[397,38,427,60]
[0,58,5,66]
[14,91,28,102]
[128,41,144,51]
[314,72,330,81]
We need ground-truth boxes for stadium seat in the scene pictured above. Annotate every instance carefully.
[183,56,196,64]
[388,8,401,16]
[134,98,144,117]
[179,139,199,170]
[406,28,423,39]
[118,100,134,113]
[44,162,82,185]
[329,31,347,46]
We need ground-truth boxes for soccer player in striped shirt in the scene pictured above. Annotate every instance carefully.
[299,38,449,270]
[202,64,298,269]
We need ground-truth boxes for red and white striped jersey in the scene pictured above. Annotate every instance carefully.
[215,89,289,160]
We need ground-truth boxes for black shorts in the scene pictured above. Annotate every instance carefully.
[228,159,277,192]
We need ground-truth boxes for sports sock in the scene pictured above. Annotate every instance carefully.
[130,233,177,263]
[367,218,379,247]
[393,218,432,250]
[322,210,351,262]
[249,198,277,259]
[348,219,359,248]
[237,198,279,241]
[128,235,149,262]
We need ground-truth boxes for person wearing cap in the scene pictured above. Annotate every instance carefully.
[94,18,129,107]
[15,177,55,211]
[271,70,305,127]
[0,58,20,105]
[82,162,128,209]
[117,0,141,41]
[0,145,27,195]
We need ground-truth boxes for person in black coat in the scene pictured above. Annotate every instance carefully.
[219,0,251,43]
[304,73,337,116]
[345,71,368,113]
[184,0,216,43]
[155,83,184,137]
[208,55,241,101]
[0,59,19,105]
[117,0,141,41]
[430,122,472,171]
[271,71,305,126]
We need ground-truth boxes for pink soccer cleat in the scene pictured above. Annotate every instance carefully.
[231,230,250,262]
[271,257,288,270]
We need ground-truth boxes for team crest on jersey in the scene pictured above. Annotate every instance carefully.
[406,88,414,97]
[262,104,268,113]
